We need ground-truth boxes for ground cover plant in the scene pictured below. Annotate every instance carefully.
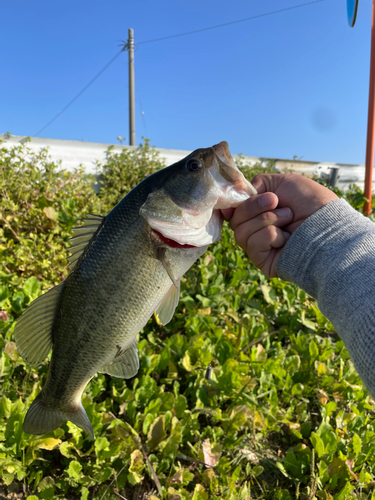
[1,137,375,499]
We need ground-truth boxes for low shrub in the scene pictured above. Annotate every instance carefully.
[1,137,374,499]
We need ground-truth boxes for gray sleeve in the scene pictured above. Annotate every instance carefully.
[276,198,375,396]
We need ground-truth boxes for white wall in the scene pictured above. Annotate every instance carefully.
[1,135,371,191]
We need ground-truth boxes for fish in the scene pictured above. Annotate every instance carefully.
[14,141,257,438]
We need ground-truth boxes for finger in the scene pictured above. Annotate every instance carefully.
[233,207,293,249]
[221,208,234,220]
[228,192,279,231]
[250,174,268,194]
[242,225,290,263]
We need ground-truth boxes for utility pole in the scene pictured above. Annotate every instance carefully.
[364,0,375,215]
[128,28,136,146]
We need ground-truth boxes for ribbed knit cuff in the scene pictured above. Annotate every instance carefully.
[276,198,369,298]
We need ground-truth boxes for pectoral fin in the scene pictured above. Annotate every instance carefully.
[155,279,180,325]
[99,340,139,379]
[157,247,180,289]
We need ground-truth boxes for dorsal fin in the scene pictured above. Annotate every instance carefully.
[14,283,64,366]
[68,214,104,269]
[98,339,139,379]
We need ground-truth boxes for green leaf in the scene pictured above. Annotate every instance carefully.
[95,436,109,454]
[260,284,275,305]
[182,350,198,372]
[43,206,58,220]
[147,415,167,450]
[309,340,319,360]
[192,484,209,500]
[160,417,182,457]
[22,276,41,302]
[284,355,301,374]
[291,383,304,395]
[283,451,302,478]
[0,396,12,418]
[196,294,211,308]
[311,432,325,458]
[31,437,62,450]
[38,476,55,500]
[352,433,362,455]
[59,441,76,458]
[143,412,155,435]
[67,460,82,480]
[0,285,10,306]
[2,472,14,486]
[322,431,338,455]
[81,487,89,500]
[300,310,316,330]
[11,291,25,314]
[333,482,354,499]
[128,449,144,486]
[135,375,157,405]
[174,394,187,418]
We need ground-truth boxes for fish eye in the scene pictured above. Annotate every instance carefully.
[187,158,202,172]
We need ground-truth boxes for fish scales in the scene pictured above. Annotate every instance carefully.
[47,206,172,404]
[14,141,257,437]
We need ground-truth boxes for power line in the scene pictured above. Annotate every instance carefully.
[137,0,324,45]
[34,0,324,137]
[34,50,123,137]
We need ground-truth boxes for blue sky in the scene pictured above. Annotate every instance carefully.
[0,0,372,164]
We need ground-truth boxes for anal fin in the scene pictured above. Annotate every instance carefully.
[99,339,139,379]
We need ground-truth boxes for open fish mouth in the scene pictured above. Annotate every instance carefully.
[209,141,257,209]
[140,141,257,248]
[147,208,224,248]
[153,229,199,249]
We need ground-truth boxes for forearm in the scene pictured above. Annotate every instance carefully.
[276,198,375,395]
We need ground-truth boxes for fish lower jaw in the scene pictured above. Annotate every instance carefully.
[154,230,200,249]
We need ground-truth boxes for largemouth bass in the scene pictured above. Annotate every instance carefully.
[14,141,256,438]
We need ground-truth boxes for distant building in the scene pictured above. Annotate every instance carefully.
[1,135,371,191]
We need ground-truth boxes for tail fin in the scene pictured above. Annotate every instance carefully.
[23,391,94,438]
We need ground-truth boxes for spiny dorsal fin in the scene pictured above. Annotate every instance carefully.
[14,283,64,366]
[68,214,104,269]
[155,279,180,325]
[99,339,139,379]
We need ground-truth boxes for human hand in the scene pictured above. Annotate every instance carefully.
[221,174,338,278]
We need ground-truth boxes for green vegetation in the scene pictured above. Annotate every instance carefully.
[1,138,375,499]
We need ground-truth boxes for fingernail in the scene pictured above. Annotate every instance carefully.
[258,193,275,208]
[277,207,292,218]
[283,231,290,240]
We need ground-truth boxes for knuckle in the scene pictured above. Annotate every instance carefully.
[259,211,274,224]
[263,225,277,239]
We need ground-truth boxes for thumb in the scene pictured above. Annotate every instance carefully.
[251,173,285,195]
